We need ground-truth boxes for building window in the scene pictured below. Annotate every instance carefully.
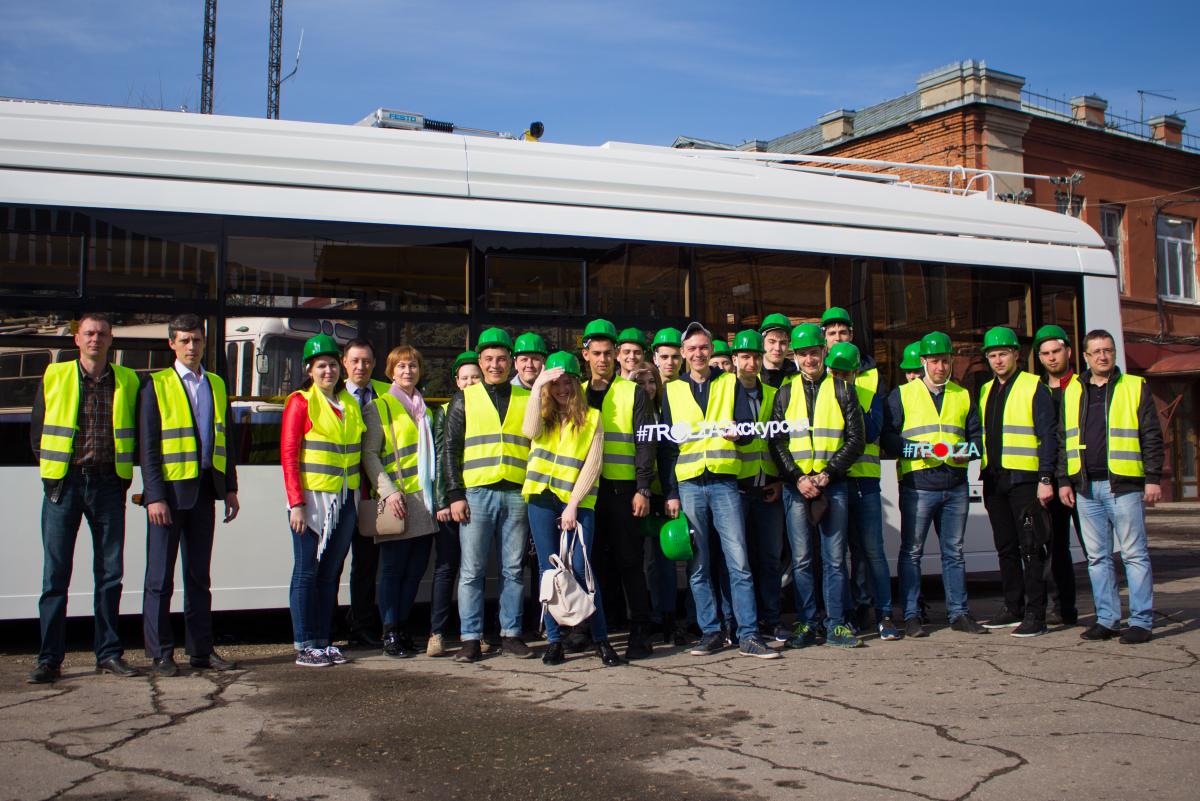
[1100,204,1125,293]
[1157,216,1197,301]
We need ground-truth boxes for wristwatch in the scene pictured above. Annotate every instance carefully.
[636,488,652,498]
[1039,476,1052,485]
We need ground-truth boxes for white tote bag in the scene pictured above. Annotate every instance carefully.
[539,527,596,627]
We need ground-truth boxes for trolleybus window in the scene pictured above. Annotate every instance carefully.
[695,249,833,339]
[485,255,585,314]
[587,244,687,319]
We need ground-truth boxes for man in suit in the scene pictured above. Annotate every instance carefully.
[141,313,240,676]
[29,312,141,684]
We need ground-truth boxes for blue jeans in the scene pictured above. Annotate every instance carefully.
[898,484,969,621]
[429,521,460,635]
[527,493,608,642]
[38,470,127,667]
[378,533,434,633]
[458,486,527,641]
[783,482,849,630]
[744,491,784,629]
[845,481,892,620]
[1076,481,1154,630]
[678,478,758,643]
[289,503,357,650]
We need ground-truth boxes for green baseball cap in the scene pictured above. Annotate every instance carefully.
[513,332,549,357]
[759,312,792,335]
[821,306,853,328]
[789,323,823,351]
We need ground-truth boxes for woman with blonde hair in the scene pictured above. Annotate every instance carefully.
[362,344,439,658]
[523,351,621,666]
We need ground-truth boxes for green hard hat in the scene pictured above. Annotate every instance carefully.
[545,350,582,378]
[513,332,549,357]
[731,329,764,353]
[982,326,1020,352]
[1033,324,1070,349]
[476,327,513,352]
[899,341,923,371]
[639,512,667,539]
[616,327,647,348]
[821,306,853,327]
[789,322,823,351]
[759,312,792,334]
[825,341,861,372]
[582,319,618,343]
[920,331,953,357]
[303,333,341,363]
[712,339,731,356]
[452,350,479,373]
[659,515,696,561]
[651,327,682,349]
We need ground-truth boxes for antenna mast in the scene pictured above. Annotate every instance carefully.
[200,0,216,114]
[267,0,283,119]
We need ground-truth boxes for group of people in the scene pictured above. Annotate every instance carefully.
[27,306,1163,683]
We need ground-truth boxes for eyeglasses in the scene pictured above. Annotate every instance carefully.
[1087,347,1116,357]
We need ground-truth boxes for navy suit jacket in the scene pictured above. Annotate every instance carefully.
[138,372,238,511]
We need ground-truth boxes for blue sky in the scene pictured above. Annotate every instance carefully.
[2,1,1196,147]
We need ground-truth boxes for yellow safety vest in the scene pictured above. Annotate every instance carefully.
[39,362,138,480]
[665,372,740,482]
[897,379,971,478]
[979,371,1040,471]
[461,382,530,488]
[291,385,364,493]
[847,368,881,479]
[591,377,636,481]
[373,394,421,494]
[522,407,601,510]
[150,368,228,481]
[1063,373,1146,479]
[785,373,845,475]
[736,380,778,480]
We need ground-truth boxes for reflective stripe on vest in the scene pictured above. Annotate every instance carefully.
[848,368,881,479]
[784,373,845,475]
[462,383,530,487]
[595,377,636,481]
[150,368,228,482]
[897,379,970,478]
[39,362,138,480]
[665,372,740,482]
[374,394,421,494]
[292,385,364,493]
[522,407,601,509]
[1063,373,1146,479]
[735,381,779,480]
[979,371,1040,471]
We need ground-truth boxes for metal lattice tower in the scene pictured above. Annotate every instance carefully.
[267,0,282,119]
[200,0,217,114]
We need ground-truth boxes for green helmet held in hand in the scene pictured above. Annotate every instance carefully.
[303,334,341,363]
[731,329,764,353]
[789,323,823,351]
[825,341,861,372]
[659,515,696,561]
[476,327,514,353]
[651,327,683,349]
[544,350,583,378]
[920,331,953,357]
[513,332,549,357]
[582,319,618,344]
[759,312,792,335]
[982,326,1020,353]
[899,341,923,371]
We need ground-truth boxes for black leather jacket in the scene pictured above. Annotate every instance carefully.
[768,371,865,484]
[442,380,521,503]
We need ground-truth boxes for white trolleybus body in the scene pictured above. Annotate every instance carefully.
[0,99,1116,619]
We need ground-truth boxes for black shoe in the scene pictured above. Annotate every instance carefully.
[950,614,988,634]
[190,651,237,671]
[564,627,591,653]
[542,642,566,665]
[1046,607,1063,626]
[1010,618,1046,638]
[596,640,623,667]
[688,632,726,656]
[982,608,1022,629]
[347,630,383,649]
[624,626,653,660]
[152,656,179,677]
[1061,610,1079,626]
[27,663,61,684]
[455,640,482,663]
[1080,623,1119,641]
[95,657,141,677]
[904,617,927,638]
[852,605,874,633]
[383,632,408,658]
[502,637,535,659]
[1119,626,1152,645]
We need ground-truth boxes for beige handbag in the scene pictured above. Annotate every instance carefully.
[358,399,436,543]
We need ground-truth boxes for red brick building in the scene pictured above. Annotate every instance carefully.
[676,61,1200,499]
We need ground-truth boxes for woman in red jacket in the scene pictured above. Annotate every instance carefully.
[281,334,365,667]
